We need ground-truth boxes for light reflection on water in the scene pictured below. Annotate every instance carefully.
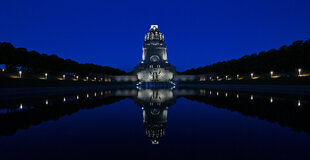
[0,88,310,159]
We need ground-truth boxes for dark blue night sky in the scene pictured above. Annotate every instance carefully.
[1,0,309,71]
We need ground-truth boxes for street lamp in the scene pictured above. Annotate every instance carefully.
[251,73,254,79]
[298,68,302,77]
[45,73,48,79]
[94,77,97,81]
[76,76,79,80]
[270,71,273,78]
[86,76,89,81]
[19,70,22,78]
[237,74,239,80]
[216,76,219,80]
[225,75,228,80]
[63,74,65,80]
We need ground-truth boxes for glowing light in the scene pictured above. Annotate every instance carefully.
[209,91,212,95]
[45,100,48,105]
[216,91,219,96]
[251,73,254,79]
[270,71,273,78]
[237,74,239,79]
[225,75,228,80]
[216,76,219,80]
[76,76,79,80]
[94,77,97,81]
[225,92,228,97]
[2,69,5,72]
[63,74,66,80]
[86,77,89,81]
[45,73,48,79]
[298,68,302,77]
[298,100,301,106]
[20,104,23,109]
[94,92,97,97]
[101,78,103,81]
[87,94,89,98]
[209,77,212,81]
[77,95,79,99]
[19,70,22,78]
[250,95,253,100]
[270,97,273,103]
[236,94,239,98]
[101,91,103,96]
[63,97,66,102]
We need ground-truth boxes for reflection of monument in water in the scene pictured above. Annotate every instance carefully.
[134,89,176,144]
[134,25,176,83]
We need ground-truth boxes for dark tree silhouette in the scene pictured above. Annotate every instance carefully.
[0,42,126,75]
[183,39,310,75]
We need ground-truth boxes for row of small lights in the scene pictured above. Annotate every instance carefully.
[211,68,303,81]
[16,91,303,111]
[18,91,107,110]
[6,68,305,80]
[16,71,106,81]
[206,90,302,107]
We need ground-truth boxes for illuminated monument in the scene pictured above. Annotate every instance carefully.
[134,25,176,82]
[111,25,198,83]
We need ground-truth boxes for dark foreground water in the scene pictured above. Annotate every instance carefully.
[0,88,310,160]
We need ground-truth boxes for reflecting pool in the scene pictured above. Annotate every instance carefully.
[0,88,310,159]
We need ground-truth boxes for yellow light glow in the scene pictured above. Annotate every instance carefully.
[10,75,20,78]
[300,73,310,77]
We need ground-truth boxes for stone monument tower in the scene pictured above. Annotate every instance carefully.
[134,25,176,82]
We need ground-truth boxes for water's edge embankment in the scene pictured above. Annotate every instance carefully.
[0,84,135,99]
[1,84,310,99]
[180,84,310,95]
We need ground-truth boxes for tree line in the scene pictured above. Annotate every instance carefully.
[0,42,126,75]
[183,39,310,75]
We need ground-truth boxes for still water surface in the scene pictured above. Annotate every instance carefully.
[0,88,310,159]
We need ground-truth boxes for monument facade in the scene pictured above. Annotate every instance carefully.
[134,25,176,82]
